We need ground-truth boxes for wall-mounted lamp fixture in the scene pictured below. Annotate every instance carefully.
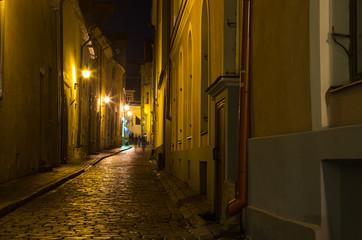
[75,69,91,89]
[82,70,91,79]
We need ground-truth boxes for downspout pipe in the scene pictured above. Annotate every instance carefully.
[227,0,251,216]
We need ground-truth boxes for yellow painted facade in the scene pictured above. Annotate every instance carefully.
[125,104,142,139]
[152,0,241,228]
[0,0,59,183]
[152,0,362,237]
[250,0,312,137]
[140,61,153,143]
[0,0,125,183]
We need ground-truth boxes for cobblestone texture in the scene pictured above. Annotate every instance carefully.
[0,148,195,239]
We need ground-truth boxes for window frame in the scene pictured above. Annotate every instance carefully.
[350,0,362,82]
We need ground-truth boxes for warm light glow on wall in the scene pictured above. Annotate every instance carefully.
[72,65,77,86]
[97,98,100,112]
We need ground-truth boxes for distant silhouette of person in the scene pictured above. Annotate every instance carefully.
[138,135,141,147]
[142,134,146,151]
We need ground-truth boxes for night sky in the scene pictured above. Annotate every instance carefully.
[93,0,154,59]
[91,0,153,101]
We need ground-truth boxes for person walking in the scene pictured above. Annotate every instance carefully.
[142,134,146,151]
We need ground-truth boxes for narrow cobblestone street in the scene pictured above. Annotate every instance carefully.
[0,148,195,239]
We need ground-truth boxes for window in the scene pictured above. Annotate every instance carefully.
[200,1,209,134]
[146,92,149,104]
[135,116,141,125]
[351,0,362,81]
[112,67,116,81]
[330,0,362,84]
[187,32,193,138]
[0,0,4,100]
[126,94,133,103]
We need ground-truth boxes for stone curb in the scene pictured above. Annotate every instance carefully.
[0,146,132,218]
[148,159,219,240]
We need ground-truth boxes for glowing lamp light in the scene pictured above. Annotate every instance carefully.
[82,70,91,79]
[127,111,132,116]
[104,97,110,103]
[124,105,130,111]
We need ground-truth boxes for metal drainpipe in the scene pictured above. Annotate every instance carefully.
[227,0,251,216]
[77,38,91,148]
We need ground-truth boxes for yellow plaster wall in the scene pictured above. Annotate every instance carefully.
[63,0,86,160]
[0,0,58,182]
[250,0,312,137]
[209,0,224,82]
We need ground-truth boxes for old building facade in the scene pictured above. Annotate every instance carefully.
[140,61,153,144]
[151,0,240,229]
[0,0,125,183]
[152,0,362,239]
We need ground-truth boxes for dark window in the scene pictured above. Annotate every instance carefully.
[146,92,149,104]
[351,0,362,81]
[112,67,116,81]
[135,116,141,125]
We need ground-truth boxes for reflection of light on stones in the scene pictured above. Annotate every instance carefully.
[0,149,194,239]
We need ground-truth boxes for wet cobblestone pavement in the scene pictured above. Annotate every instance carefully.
[0,148,195,239]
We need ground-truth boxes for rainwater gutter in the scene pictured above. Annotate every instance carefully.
[227,0,251,216]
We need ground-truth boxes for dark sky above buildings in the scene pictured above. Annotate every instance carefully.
[93,0,154,59]
[91,0,153,101]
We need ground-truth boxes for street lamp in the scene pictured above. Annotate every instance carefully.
[82,70,91,79]
[104,96,110,104]
[75,69,91,89]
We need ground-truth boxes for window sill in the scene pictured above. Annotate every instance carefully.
[327,79,362,127]
[327,79,362,94]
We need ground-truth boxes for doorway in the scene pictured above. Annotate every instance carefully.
[215,100,226,221]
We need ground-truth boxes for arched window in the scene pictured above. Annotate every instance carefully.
[112,66,116,81]
[200,1,209,134]
[171,63,177,151]
[187,32,193,141]
[177,50,184,150]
